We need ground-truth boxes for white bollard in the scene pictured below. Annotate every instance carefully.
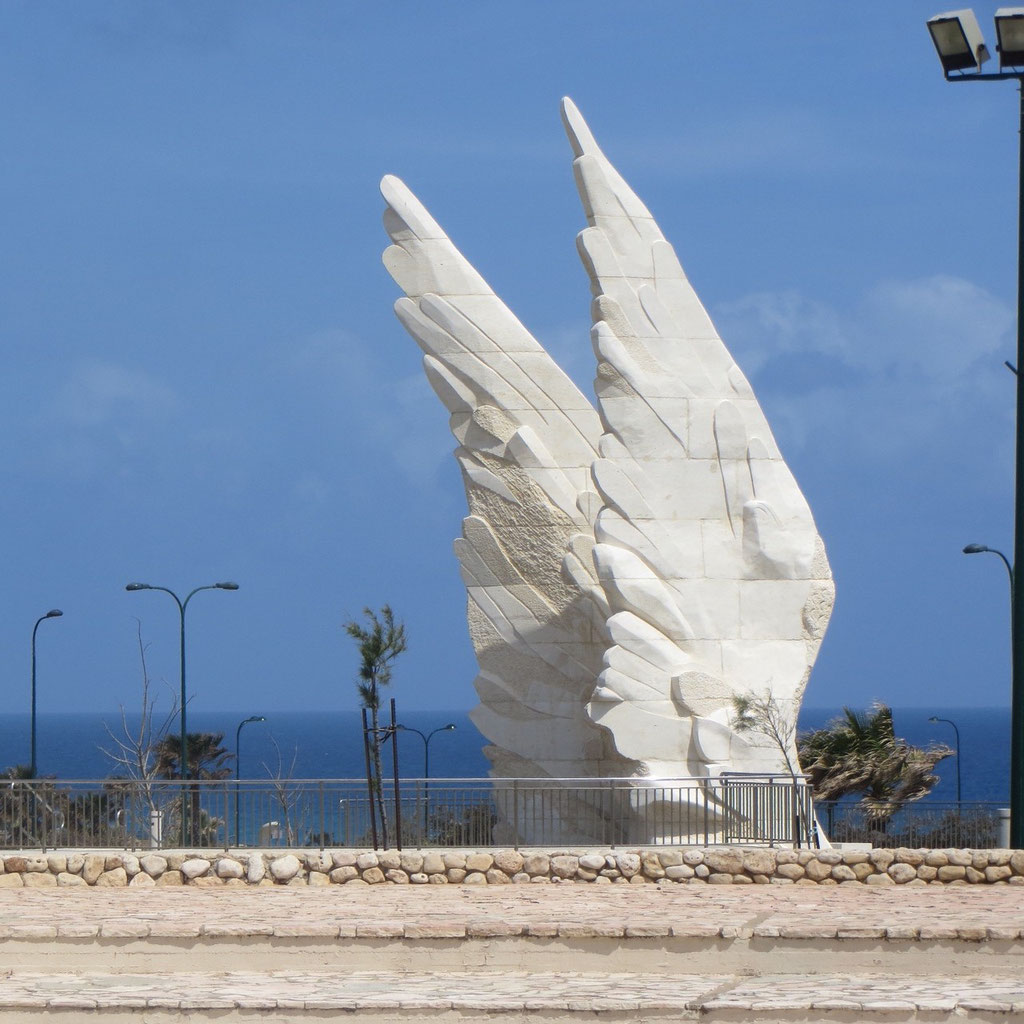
[149,809,163,849]
[998,808,1011,849]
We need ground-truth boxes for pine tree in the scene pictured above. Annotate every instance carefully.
[344,605,406,848]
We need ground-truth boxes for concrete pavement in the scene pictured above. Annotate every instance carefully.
[0,881,1021,1020]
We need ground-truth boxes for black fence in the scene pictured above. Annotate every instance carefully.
[0,774,814,852]
[819,801,1008,849]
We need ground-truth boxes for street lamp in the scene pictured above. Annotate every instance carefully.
[963,553,1014,812]
[126,581,238,844]
[929,715,963,806]
[396,723,456,835]
[30,609,62,779]
[235,715,266,847]
[963,543,1015,591]
[235,716,266,780]
[928,7,1024,846]
[396,722,457,779]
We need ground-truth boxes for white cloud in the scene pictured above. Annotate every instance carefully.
[25,361,183,480]
[857,276,1011,381]
[289,328,451,494]
[711,274,1014,469]
[50,362,179,428]
[389,371,453,489]
[710,289,847,375]
[715,273,1012,383]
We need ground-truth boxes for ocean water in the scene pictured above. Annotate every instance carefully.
[0,706,1010,804]
[0,710,491,782]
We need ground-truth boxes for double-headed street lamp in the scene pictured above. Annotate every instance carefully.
[396,723,456,834]
[30,609,62,779]
[396,722,457,780]
[928,7,1024,846]
[126,581,238,844]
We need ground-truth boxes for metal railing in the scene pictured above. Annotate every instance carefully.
[0,775,814,852]
[820,801,1007,849]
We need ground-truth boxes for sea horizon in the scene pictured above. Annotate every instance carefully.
[0,706,1011,805]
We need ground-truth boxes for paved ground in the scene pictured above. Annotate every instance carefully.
[1,882,1023,948]
[0,883,1021,1020]
[1,881,1022,939]
[1,969,1022,1016]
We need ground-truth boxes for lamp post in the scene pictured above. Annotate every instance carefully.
[396,723,456,834]
[928,7,1024,846]
[126,581,238,844]
[963,543,1015,592]
[396,722,457,779]
[235,715,265,847]
[962,551,1013,813]
[30,609,62,779]
[929,715,963,806]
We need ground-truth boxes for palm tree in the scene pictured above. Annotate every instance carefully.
[798,703,951,831]
[154,732,233,845]
[344,605,406,848]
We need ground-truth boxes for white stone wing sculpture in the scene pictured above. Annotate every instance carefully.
[560,98,834,776]
[381,99,834,819]
[380,175,635,787]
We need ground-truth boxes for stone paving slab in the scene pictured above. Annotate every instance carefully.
[0,970,727,1011]
[705,973,1024,1013]
[0,969,1021,1020]
[0,880,1021,941]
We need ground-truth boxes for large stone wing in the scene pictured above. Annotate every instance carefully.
[561,98,835,776]
[380,175,630,780]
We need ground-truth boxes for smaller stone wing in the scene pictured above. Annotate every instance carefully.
[381,175,632,785]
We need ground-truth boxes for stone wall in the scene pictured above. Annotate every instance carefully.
[1,847,1023,888]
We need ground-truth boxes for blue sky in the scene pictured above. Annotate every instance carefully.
[0,2,1018,720]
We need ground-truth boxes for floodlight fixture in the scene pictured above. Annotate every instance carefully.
[928,9,992,73]
[996,7,1024,67]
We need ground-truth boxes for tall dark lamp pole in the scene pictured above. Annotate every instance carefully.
[235,715,265,846]
[928,8,1024,847]
[126,581,239,844]
[30,609,62,779]
[929,715,962,806]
